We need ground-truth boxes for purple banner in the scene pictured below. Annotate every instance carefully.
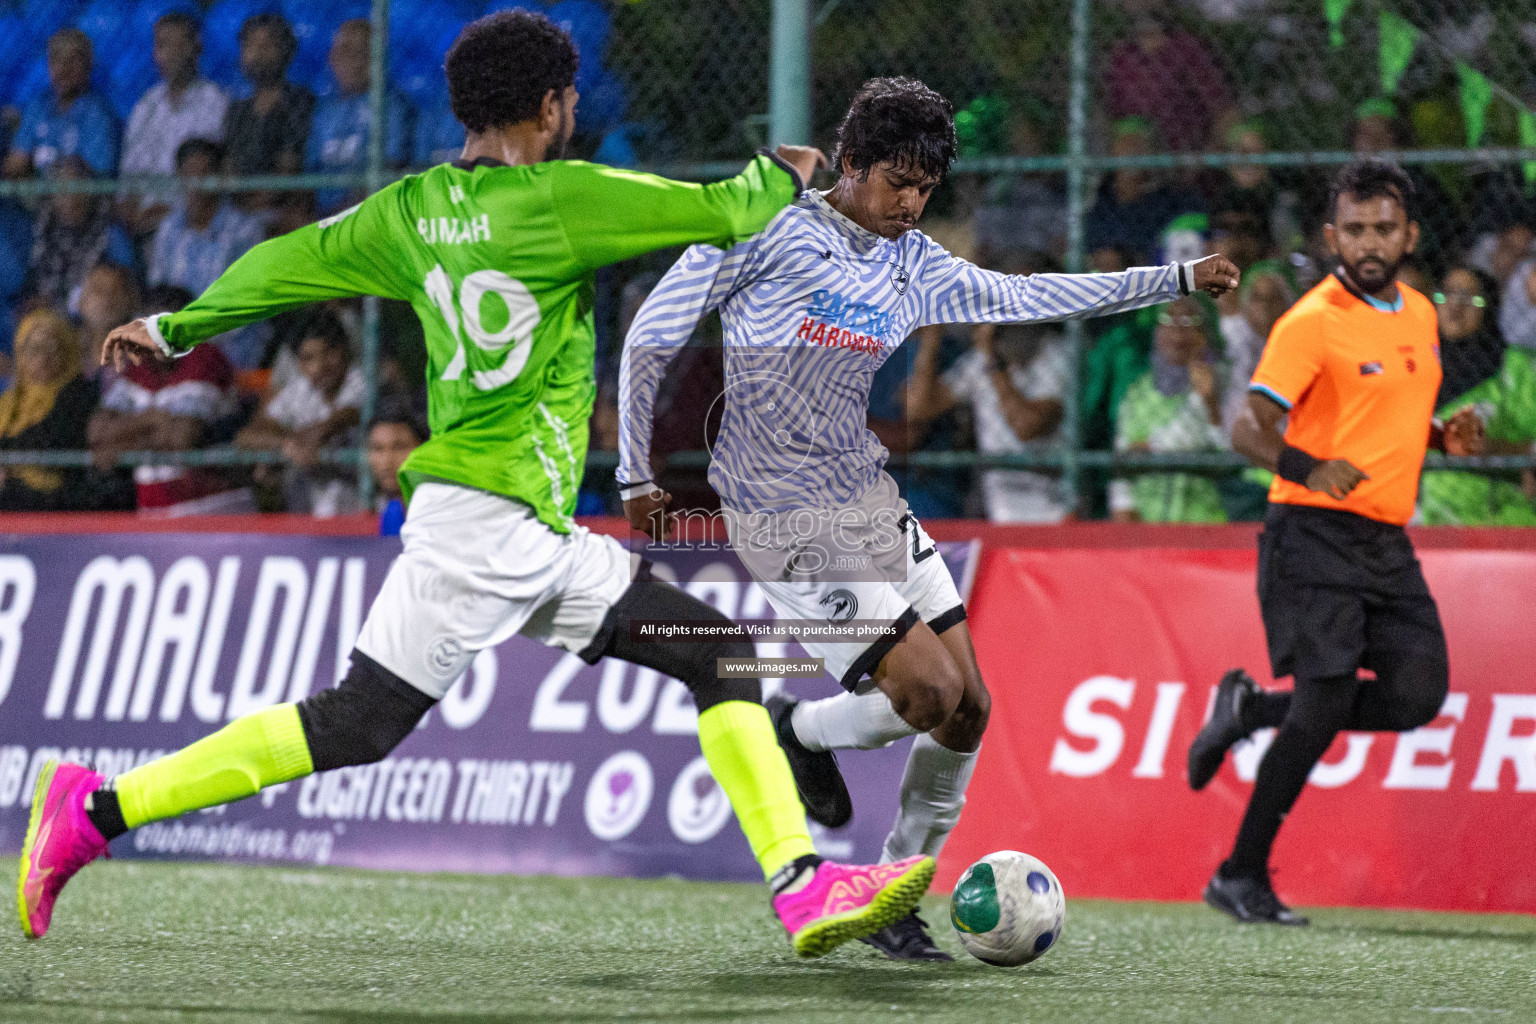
[0,532,977,881]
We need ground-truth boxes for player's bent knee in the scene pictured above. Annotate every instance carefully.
[297,650,438,771]
[948,682,991,744]
[884,658,964,733]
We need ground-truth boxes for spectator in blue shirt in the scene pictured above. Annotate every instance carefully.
[307,19,411,214]
[4,29,120,179]
[365,398,426,536]
[150,139,269,368]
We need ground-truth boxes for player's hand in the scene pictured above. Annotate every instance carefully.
[1305,458,1369,500]
[623,486,676,542]
[774,144,830,188]
[1443,406,1486,457]
[102,319,169,372]
[1190,255,1242,297]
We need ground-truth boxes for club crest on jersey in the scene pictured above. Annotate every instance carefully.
[1359,361,1384,376]
[891,262,909,294]
[820,589,859,623]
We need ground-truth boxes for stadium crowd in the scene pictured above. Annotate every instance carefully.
[0,0,1533,527]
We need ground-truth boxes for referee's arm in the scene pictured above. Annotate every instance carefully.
[1232,392,1369,501]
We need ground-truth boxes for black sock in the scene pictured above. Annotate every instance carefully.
[85,788,128,843]
[769,853,825,895]
[1223,675,1355,878]
[1241,690,1292,733]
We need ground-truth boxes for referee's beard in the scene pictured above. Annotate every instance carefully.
[1339,253,1402,294]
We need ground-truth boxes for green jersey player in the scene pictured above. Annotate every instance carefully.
[18,10,935,958]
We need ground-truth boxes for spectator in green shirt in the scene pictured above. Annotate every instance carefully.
[1111,295,1228,523]
[1419,266,1536,525]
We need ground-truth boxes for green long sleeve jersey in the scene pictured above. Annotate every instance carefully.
[150,154,800,531]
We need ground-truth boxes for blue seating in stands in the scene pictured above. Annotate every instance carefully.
[481,1,542,15]
[0,0,629,165]
[0,14,30,100]
[10,54,51,108]
[547,0,610,67]
[126,0,203,44]
[74,0,129,56]
[20,0,84,42]
[390,0,467,71]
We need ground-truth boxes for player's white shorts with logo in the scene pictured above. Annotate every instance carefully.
[723,472,964,693]
[355,482,634,699]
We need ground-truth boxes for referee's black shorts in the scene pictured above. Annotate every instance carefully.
[1256,503,1446,681]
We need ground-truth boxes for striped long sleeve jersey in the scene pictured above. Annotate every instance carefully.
[619,189,1187,514]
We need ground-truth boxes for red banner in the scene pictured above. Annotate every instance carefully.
[943,538,1536,914]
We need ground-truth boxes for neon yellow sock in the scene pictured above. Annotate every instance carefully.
[116,704,314,829]
[697,700,817,880]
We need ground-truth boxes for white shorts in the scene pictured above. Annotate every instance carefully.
[725,473,965,693]
[355,483,634,699]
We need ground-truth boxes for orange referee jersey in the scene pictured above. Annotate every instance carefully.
[1249,272,1441,526]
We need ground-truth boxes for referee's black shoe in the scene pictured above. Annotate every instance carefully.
[1187,668,1259,791]
[766,694,852,828]
[1203,871,1309,926]
[860,910,954,961]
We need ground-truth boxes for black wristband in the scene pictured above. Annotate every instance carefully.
[1275,444,1321,486]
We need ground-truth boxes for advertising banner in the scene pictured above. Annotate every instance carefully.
[0,532,977,882]
[944,544,1536,913]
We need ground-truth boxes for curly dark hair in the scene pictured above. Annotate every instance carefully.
[833,77,956,182]
[446,10,578,134]
[1328,158,1416,221]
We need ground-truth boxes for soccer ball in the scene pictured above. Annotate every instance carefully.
[949,850,1066,967]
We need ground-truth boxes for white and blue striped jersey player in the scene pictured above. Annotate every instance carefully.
[619,189,1197,690]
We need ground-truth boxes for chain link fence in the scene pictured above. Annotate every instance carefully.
[1,0,1534,523]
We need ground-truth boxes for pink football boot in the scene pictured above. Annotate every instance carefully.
[772,854,936,957]
[16,761,109,939]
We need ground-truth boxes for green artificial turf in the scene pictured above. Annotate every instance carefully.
[3,860,1533,1023]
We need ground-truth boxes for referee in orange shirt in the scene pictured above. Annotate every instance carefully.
[1184,160,1485,924]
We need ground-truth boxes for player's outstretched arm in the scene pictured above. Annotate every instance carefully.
[618,243,750,540]
[554,146,824,272]
[918,246,1240,328]
[106,188,414,365]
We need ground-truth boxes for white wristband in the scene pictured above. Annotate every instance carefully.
[141,313,176,358]
[619,481,661,501]
[1179,258,1200,296]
